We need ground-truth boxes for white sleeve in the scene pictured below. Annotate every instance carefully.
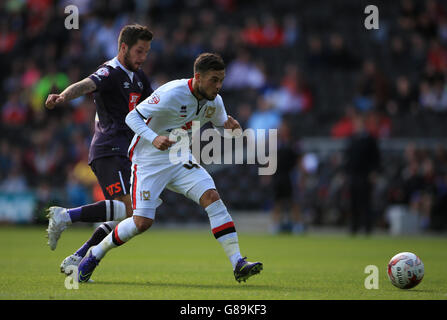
[125,110,158,143]
[211,95,238,138]
[134,92,165,119]
[210,95,228,127]
[125,91,169,143]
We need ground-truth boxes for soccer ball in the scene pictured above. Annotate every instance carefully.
[387,252,424,289]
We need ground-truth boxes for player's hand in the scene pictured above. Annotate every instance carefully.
[152,136,176,151]
[224,115,241,131]
[45,94,66,109]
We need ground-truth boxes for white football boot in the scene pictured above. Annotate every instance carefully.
[60,253,83,275]
[46,206,70,250]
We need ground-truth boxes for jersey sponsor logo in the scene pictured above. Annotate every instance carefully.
[128,93,141,111]
[106,182,122,197]
[95,67,110,77]
[148,93,160,104]
[123,81,130,88]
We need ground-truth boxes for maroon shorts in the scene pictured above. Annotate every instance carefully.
[90,156,131,200]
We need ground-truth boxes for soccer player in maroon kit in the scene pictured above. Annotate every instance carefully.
[45,24,154,274]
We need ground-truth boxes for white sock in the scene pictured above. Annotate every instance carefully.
[102,221,119,230]
[108,200,127,221]
[205,200,242,269]
[92,217,139,260]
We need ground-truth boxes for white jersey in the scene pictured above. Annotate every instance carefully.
[127,78,228,164]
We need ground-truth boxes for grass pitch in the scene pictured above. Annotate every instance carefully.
[0,225,446,300]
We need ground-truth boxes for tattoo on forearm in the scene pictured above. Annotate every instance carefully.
[61,78,96,101]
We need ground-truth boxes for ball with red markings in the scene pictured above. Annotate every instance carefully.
[387,252,424,289]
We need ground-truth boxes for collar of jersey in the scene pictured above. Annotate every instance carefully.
[108,57,134,82]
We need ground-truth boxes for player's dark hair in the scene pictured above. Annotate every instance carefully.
[194,53,225,74]
[118,24,153,50]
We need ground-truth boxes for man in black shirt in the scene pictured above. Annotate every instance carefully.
[270,121,304,234]
[45,24,153,275]
[344,114,381,235]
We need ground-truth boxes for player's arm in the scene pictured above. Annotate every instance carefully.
[125,95,175,151]
[223,115,241,131]
[212,96,242,138]
[45,78,97,109]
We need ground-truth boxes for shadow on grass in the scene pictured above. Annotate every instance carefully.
[90,280,299,293]
[402,289,439,293]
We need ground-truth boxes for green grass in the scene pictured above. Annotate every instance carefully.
[0,225,446,300]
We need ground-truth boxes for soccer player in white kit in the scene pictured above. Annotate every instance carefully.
[77,53,263,283]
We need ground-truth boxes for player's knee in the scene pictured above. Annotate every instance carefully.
[124,203,133,217]
[133,215,153,232]
[199,189,220,208]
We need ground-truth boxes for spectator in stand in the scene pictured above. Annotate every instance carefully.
[354,59,389,112]
[416,12,439,40]
[247,95,281,131]
[418,156,437,229]
[0,21,18,54]
[331,105,357,138]
[257,14,284,48]
[240,15,285,48]
[0,164,28,193]
[22,127,66,186]
[438,15,447,43]
[426,39,447,73]
[283,14,298,47]
[400,146,437,230]
[21,59,41,90]
[332,107,391,139]
[425,0,446,23]
[398,0,419,31]
[0,140,13,180]
[240,16,263,47]
[389,36,410,74]
[1,91,28,129]
[94,18,125,60]
[306,35,327,69]
[234,102,253,129]
[223,49,266,90]
[65,170,92,208]
[364,110,391,139]
[265,63,313,114]
[326,33,359,70]
[419,79,447,112]
[409,33,427,70]
[386,75,419,115]
[246,94,281,166]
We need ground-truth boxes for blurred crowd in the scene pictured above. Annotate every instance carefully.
[0,0,446,230]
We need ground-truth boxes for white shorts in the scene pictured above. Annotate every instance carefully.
[130,161,216,219]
